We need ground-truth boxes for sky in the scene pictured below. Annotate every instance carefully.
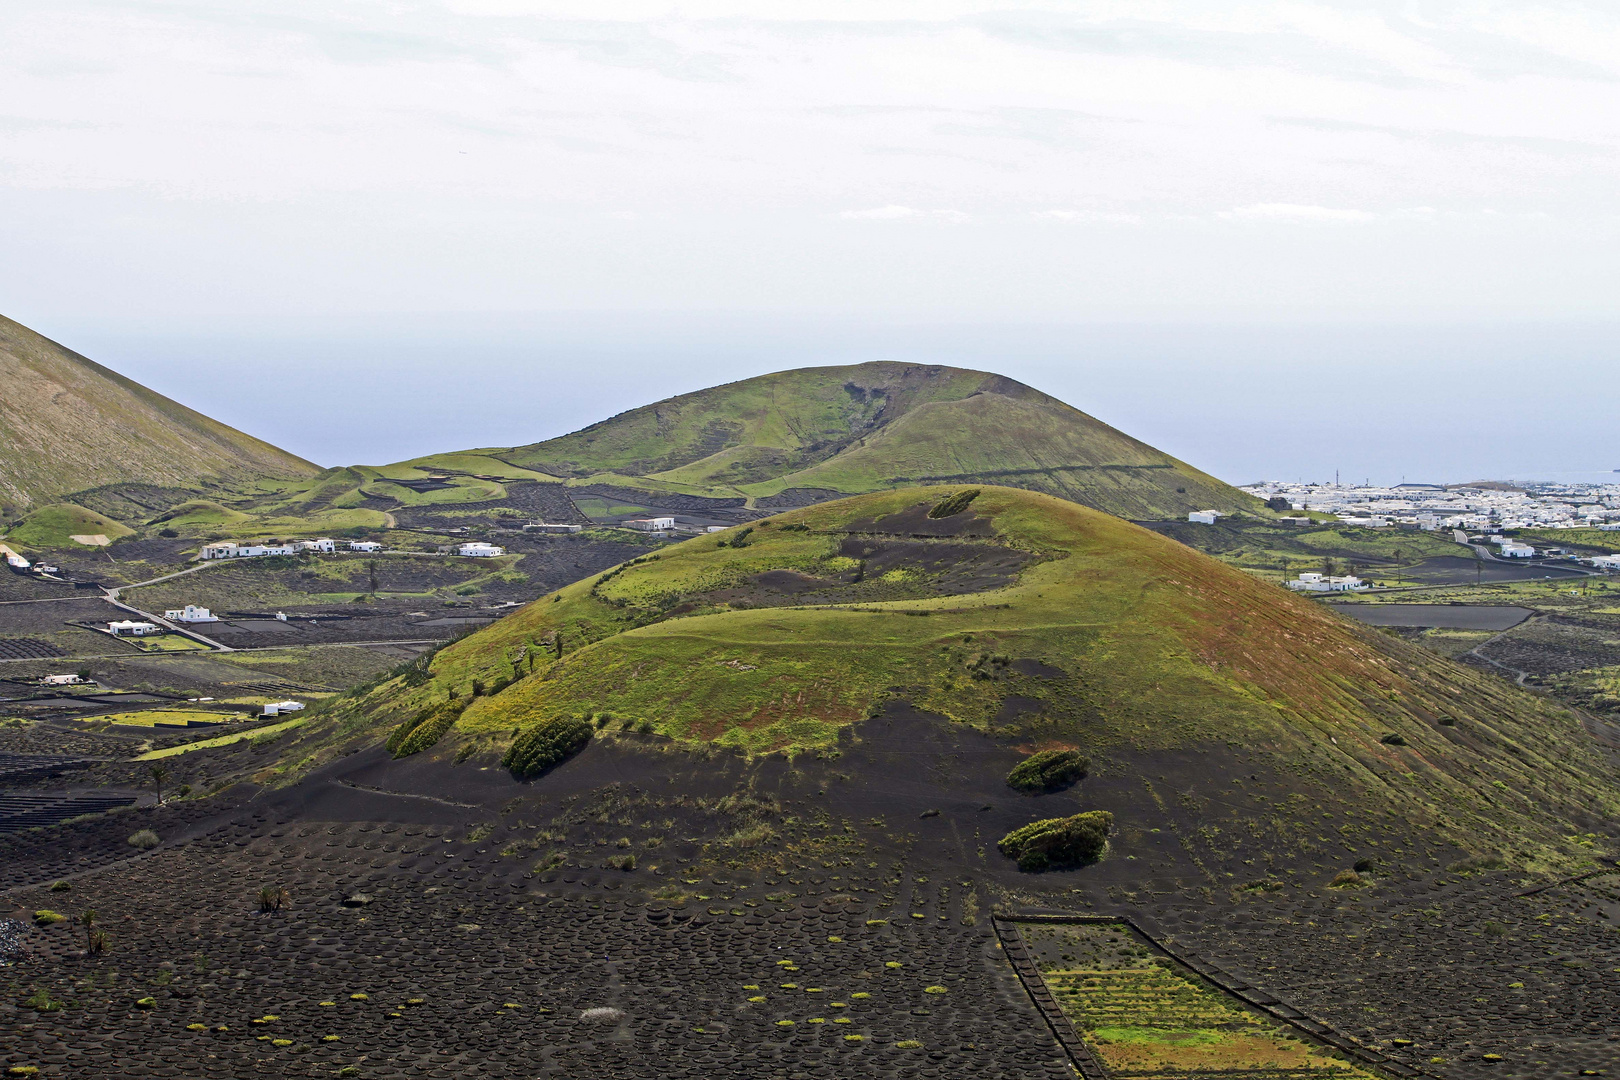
[2,2,1617,482]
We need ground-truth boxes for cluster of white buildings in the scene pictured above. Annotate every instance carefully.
[1286,572,1369,593]
[164,604,219,623]
[200,538,382,560]
[1242,480,1620,533]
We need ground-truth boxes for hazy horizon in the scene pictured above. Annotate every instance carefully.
[28,310,1620,488]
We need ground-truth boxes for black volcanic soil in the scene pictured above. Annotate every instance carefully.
[1,704,1617,1078]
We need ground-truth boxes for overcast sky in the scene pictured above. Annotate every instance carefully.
[2,2,1617,480]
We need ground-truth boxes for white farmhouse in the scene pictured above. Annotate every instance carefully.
[456,541,505,557]
[1497,541,1535,558]
[40,674,87,686]
[293,537,336,553]
[1590,554,1620,570]
[163,605,220,623]
[623,517,677,531]
[261,700,307,717]
[1187,511,1220,525]
[107,620,159,636]
[346,540,383,553]
[1286,572,1368,593]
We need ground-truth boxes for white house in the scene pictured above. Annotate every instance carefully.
[40,674,87,686]
[1187,511,1220,525]
[293,537,336,553]
[107,620,159,636]
[623,517,677,531]
[200,541,296,559]
[163,604,219,623]
[1287,572,1368,593]
[261,699,306,717]
[346,540,383,553]
[456,541,505,557]
[1498,541,1535,558]
[1590,554,1620,570]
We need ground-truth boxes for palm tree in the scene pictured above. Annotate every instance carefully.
[148,763,170,805]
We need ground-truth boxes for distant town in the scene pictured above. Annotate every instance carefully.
[1240,479,1620,532]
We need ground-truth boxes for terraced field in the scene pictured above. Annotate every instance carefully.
[1020,921,1376,1080]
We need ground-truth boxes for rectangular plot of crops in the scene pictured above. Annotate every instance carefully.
[1015,921,1378,1080]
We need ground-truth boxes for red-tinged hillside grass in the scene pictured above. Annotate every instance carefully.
[309,486,1620,869]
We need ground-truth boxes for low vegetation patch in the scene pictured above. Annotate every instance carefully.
[501,714,592,778]
[1006,749,1089,793]
[388,699,468,758]
[927,488,980,519]
[998,810,1113,871]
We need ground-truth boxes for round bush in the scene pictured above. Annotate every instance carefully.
[997,810,1114,872]
[127,829,160,850]
[388,699,467,758]
[1006,749,1089,793]
[502,715,592,779]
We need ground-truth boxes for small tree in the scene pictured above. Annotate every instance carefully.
[149,763,171,804]
[81,909,107,955]
[259,886,291,913]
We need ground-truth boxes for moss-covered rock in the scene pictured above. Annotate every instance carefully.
[997,810,1113,872]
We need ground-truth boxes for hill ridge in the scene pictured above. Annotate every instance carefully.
[0,314,320,511]
[395,361,1258,521]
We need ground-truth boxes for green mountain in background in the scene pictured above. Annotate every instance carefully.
[0,314,319,514]
[429,362,1259,520]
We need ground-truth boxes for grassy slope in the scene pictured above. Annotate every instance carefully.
[0,314,320,510]
[7,503,136,547]
[479,362,1260,518]
[325,485,1619,868]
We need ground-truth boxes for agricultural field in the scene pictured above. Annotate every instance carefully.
[1018,920,1375,1079]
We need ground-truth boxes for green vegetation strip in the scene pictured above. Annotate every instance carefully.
[136,718,306,759]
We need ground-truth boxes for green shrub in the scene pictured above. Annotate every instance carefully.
[997,810,1113,872]
[32,910,65,926]
[389,699,467,758]
[502,715,592,778]
[717,526,754,549]
[127,829,160,850]
[49,880,70,892]
[20,988,61,1012]
[928,489,980,519]
[1006,749,1089,793]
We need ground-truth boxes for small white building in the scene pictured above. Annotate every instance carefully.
[1590,554,1620,570]
[200,541,296,559]
[261,699,306,717]
[40,674,87,686]
[163,604,219,623]
[1498,541,1535,558]
[1187,511,1221,525]
[1287,572,1368,593]
[346,540,383,553]
[524,523,584,534]
[623,517,677,531]
[456,541,505,557]
[107,620,160,636]
[293,537,336,553]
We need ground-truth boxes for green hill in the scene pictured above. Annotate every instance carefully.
[318,485,1618,870]
[5,502,135,548]
[0,313,320,512]
[417,362,1259,520]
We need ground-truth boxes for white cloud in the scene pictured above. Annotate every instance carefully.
[1035,210,1142,225]
[1219,203,1378,223]
[838,205,970,222]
